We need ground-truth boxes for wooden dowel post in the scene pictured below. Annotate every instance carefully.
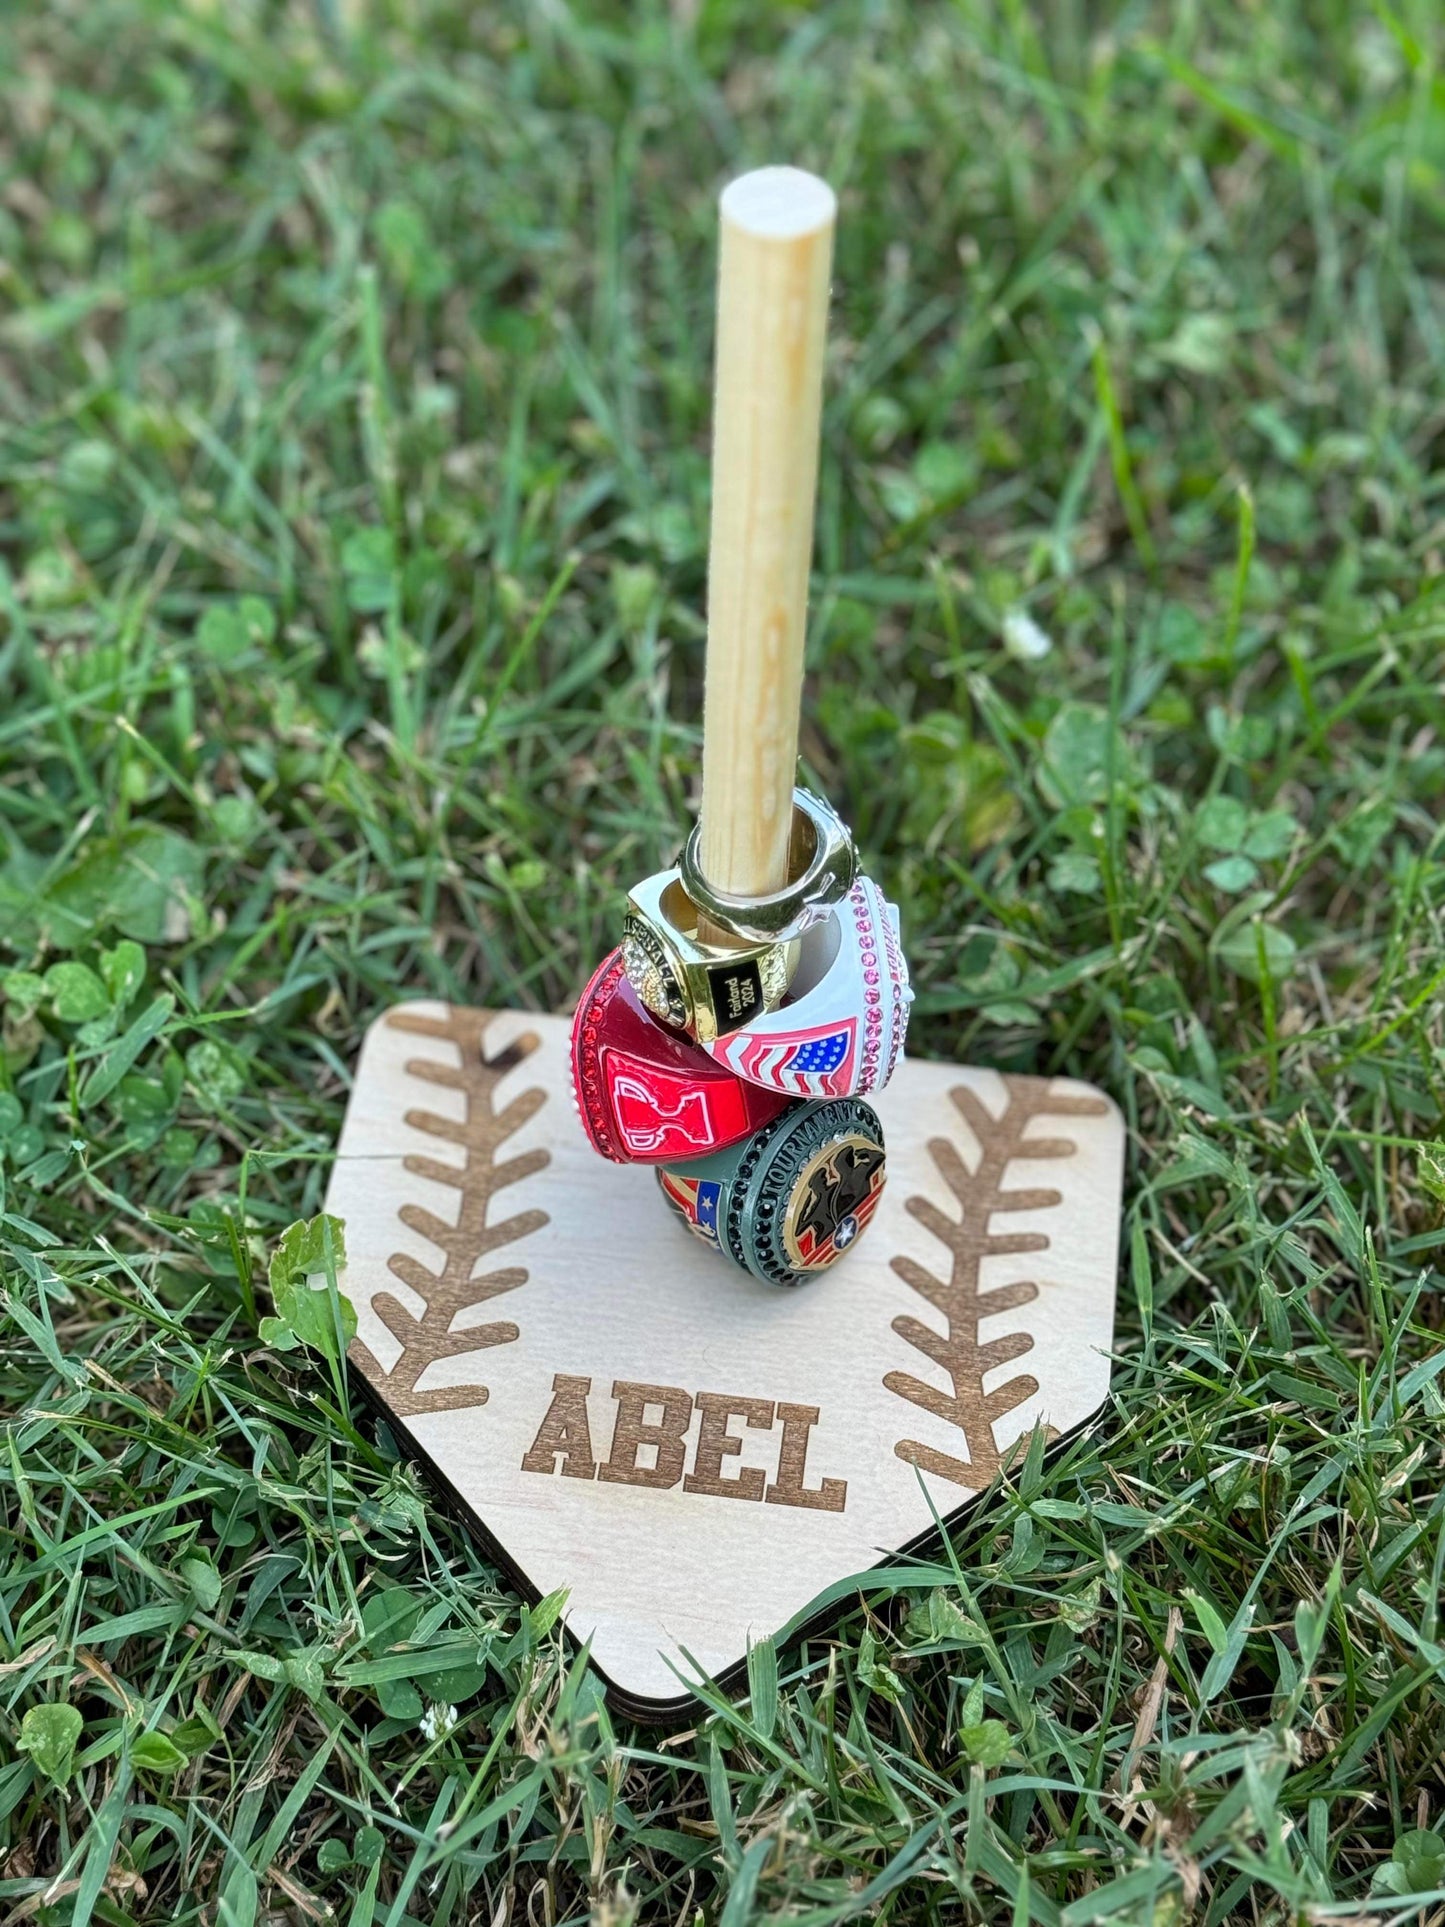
[697,167,836,938]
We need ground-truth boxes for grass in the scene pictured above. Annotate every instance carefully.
[1,0,1444,1920]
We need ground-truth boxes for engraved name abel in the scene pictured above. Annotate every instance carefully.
[520,1375,847,1512]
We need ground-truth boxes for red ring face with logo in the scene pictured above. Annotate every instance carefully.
[571,950,791,1165]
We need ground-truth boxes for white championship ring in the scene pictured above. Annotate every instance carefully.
[700,875,911,1099]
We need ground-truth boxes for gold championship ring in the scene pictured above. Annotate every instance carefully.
[622,869,799,1046]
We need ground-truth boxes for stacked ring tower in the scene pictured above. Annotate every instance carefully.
[570,168,912,1287]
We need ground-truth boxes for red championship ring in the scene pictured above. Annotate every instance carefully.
[571,950,790,1164]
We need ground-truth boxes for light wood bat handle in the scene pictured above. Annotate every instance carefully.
[697,167,836,914]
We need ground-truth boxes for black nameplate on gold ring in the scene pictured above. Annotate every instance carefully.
[706,957,764,1034]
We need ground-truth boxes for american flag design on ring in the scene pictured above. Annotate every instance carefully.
[701,874,911,1100]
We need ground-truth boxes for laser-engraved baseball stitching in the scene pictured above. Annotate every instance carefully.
[885,1077,1109,1489]
[348,1008,549,1417]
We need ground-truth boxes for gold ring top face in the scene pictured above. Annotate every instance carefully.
[782,1130,887,1270]
[679,788,857,944]
[657,876,702,943]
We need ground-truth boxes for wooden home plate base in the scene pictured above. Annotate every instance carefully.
[324,1003,1125,1720]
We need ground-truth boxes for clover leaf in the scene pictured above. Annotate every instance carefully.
[259,1213,354,1357]
[19,1704,83,1788]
